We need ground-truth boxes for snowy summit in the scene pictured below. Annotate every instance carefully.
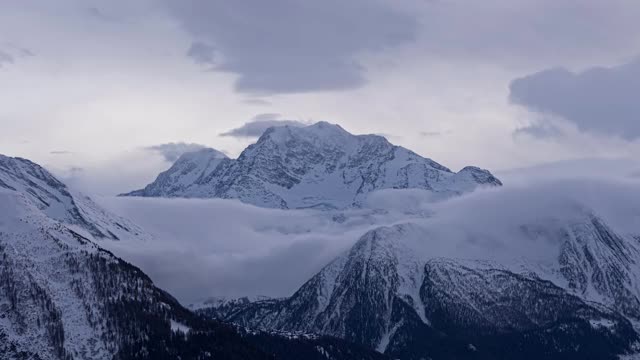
[123,122,502,209]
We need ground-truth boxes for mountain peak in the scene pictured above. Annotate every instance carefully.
[202,211,640,359]
[258,121,354,149]
[122,146,230,198]
[306,120,349,134]
[172,147,228,166]
[179,147,227,160]
[124,122,502,208]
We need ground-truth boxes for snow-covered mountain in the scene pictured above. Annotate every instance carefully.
[198,211,640,359]
[125,148,228,198]
[123,122,502,209]
[0,154,147,241]
[0,154,392,360]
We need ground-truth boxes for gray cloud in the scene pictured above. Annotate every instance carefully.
[86,7,120,22]
[0,51,14,67]
[417,1,640,63]
[186,41,216,65]
[145,142,209,162]
[165,0,417,94]
[17,48,34,57]
[220,113,309,138]
[510,59,640,140]
[166,0,640,94]
[0,44,34,68]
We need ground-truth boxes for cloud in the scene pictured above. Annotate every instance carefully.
[415,0,640,64]
[145,142,209,162]
[86,7,121,23]
[513,122,564,139]
[186,41,216,65]
[509,59,640,140]
[97,196,395,301]
[165,0,417,94]
[0,50,14,67]
[0,44,34,68]
[50,150,74,155]
[168,0,640,94]
[420,130,452,138]
[496,157,640,185]
[404,179,640,264]
[95,167,640,303]
[220,113,309,138]
[243,98,271,106]
[49,150,172,196]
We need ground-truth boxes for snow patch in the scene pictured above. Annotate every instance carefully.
[170,320,191,334]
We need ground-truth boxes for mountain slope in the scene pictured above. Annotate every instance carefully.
[0,155,391,360]
[123,122,502,209]
[0,189,265,359]
[125,148,228,198]
[0,154,146,241]
[198,216,640,360]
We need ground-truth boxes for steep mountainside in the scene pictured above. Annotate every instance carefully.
[124,122,501,209]
[125,148,228,198]
[199,217,640,360]
[0,154,147,241]
[0,155,390,360]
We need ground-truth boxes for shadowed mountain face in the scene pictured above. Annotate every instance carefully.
[0,154,391,360]
[123,122,501,209]
[198,218,640,360]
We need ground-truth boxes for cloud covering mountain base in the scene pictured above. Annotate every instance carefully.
[97,176,640,305]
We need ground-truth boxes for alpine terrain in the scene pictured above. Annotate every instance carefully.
[0,154,391,360]
[198,209,640,359]
[123,122,502,209]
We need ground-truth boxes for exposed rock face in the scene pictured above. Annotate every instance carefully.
[123,122,501,209]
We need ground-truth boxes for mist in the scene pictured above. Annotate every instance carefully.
[96,173,640,304]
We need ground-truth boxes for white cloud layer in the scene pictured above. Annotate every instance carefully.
[97,196,413,302]
[96,161,640,304]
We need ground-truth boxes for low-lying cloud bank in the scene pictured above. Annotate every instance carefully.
[97,196,414,302]
[96,170,640,304]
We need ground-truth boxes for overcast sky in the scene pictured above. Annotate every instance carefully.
[1,0,640,194]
